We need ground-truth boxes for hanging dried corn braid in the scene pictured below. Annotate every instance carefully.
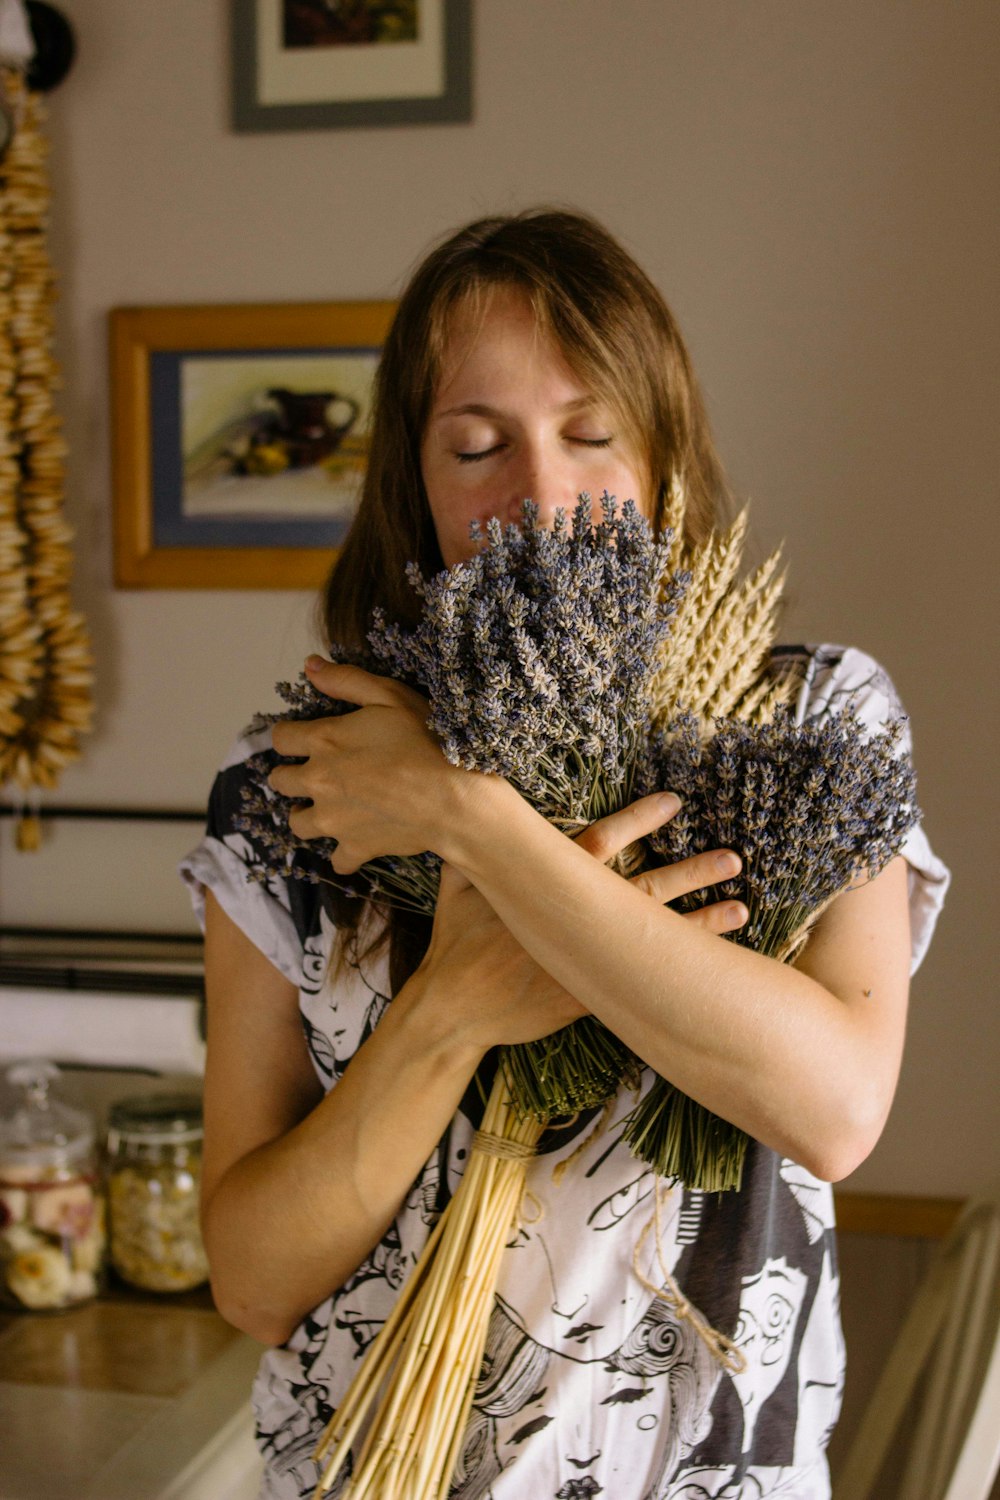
[0,65,93,848]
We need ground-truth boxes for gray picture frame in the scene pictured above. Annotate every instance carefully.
[232,0,472,132]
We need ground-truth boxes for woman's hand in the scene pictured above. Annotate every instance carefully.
[415,860,587,1050]
[269,657,475,871]
[413,791,747,1054]
[573,792,749,936]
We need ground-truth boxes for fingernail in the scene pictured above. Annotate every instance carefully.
[727,902,748,926]
[305,654,326,671]
[716,851,741,875]
[657,792,681,817]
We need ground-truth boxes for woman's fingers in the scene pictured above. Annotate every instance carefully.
[573,795,746,933]
[266,664,457,873]
[268,753,310,793]
[682,898,748,935]
[573,791,681,861]
[303,656,429,719]
[632,848,741,905]
[573,792,743,898]
[287,801,322,843]
[632,858,748,935]
[270,695,426,765]
[301,656,393,707]
[268,662,428,761]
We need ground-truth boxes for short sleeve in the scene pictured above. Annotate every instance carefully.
[179,721,320,987]
[774,643,950,974]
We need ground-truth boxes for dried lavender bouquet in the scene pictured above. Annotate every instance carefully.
[625,707,920,1191]
[239,494,684,1117]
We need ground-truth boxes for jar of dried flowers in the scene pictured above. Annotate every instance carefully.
[105,1093,209,1293]
[0,1060,105,1311]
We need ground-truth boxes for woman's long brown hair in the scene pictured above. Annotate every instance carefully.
[318,208,733,994]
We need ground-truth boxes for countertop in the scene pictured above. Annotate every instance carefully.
[0,1279,264,1500]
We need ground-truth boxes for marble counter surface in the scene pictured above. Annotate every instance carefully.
[0,1283,264,1499]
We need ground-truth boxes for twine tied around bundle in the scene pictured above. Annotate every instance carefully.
[471,1128,537,1163]
[633,1176,747,1376]
[471,1128,544,1226]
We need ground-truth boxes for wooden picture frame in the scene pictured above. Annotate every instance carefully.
[231,0,472,132]
[110,301,395,589]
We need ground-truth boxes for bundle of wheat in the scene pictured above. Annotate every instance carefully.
[313,1078,543,1499]
[651,476,796,729]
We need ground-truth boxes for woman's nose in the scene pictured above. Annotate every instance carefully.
[505,447,576,526]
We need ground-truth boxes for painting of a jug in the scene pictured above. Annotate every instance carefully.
[112,298,394,588]
[180,346,380,525]
[259,388,360,469]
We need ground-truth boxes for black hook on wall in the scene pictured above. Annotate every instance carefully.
[25,1,75,92]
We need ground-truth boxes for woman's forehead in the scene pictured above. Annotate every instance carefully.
[431,285,586,406]
[438,283,546,358]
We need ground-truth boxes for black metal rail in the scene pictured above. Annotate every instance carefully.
[0,805,204,823]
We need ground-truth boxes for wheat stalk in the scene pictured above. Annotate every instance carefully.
[312,1071,544,1498]
[686,553,786,713]
[651,480,796,729]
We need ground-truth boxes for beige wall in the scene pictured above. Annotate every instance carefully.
[1,1,997,1197]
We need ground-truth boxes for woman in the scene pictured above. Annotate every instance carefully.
[181,209,948,1499]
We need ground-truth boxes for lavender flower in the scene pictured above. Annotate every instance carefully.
[621,706,920,1190]
[238,495,685,1117]
[369,496,682,820]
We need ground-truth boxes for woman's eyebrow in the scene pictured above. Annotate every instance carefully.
[434,395,597,420]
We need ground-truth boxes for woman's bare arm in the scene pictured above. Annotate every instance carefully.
[200,891,484,1345]
[200,810,744,1345]
[440,782,911,1182]
[273,661,913,1183]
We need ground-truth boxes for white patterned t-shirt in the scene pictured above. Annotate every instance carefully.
[180,644,949,1500]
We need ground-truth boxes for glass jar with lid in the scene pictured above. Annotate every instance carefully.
[105,1092,209,1293]
[0,1059,105,1311]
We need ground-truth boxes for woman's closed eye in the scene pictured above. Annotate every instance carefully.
[455,434,614,463]
[455,443,506,463]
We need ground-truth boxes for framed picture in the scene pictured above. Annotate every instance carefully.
[231,0,472,132]
[110,301,396,589]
